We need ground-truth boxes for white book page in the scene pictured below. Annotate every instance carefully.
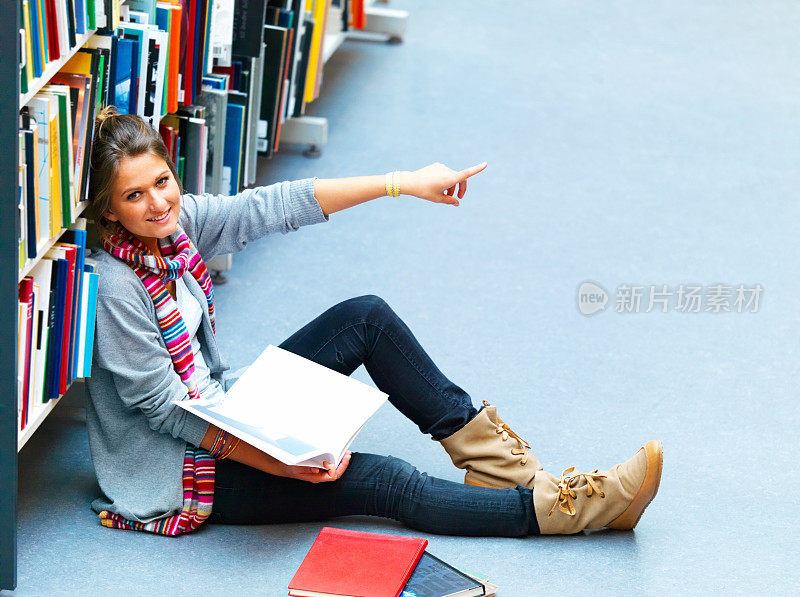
[174,345,388,467]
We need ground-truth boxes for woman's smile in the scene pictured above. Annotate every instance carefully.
[147,208,171,223]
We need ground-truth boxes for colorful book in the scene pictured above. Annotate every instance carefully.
[61,227,87,382]
[39,86,76,226]
[28,95,62,239]
[80,264,99,378]
[29,259,54,407]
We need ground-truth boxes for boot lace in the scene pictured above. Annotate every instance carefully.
[547,466,607,517]
[482,400,531,466]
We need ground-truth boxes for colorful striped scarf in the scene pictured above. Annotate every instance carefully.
[98,220,218,535]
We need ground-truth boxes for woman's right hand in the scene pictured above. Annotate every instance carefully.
[279,451,352,483]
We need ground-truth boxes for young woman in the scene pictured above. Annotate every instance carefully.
[84,107,663,538]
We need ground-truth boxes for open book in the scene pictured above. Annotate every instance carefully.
[172,344,388,468]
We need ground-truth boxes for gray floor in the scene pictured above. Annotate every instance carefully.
[7,1,800,594]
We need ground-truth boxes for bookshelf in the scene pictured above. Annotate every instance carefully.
[2,0,118,589]
[1,0,407,590]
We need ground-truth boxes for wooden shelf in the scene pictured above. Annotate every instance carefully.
[17,201,90,282]
[20,30,98,108]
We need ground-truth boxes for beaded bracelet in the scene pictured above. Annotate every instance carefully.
[385,171,401,198]
[210,428,241,460]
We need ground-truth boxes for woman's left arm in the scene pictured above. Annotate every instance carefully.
[313,161,488,216]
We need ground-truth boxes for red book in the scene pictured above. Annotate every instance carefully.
[44,0,60,61]
[212,65,235,88]
[288,527,427,597]
[55,244,77,395]
[351,0,366,30]
[159,124,174,157]
[18,278,35,429]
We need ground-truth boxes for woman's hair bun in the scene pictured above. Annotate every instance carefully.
[95,105,121,134]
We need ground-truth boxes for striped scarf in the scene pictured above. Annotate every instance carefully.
[98,220,217,535]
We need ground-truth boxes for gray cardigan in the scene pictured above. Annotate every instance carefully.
[84,177,329,525]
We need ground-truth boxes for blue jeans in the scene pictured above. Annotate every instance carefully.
[208,295,540,536]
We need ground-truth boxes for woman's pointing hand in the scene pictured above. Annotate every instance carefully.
[399,161,488,207]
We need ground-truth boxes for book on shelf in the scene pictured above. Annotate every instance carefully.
[350,0,365,30]
[128,0,158,23]
[195,87,228,195]
[17,280,35,430]
[269,3,299,143]
[18,133,27,270]
[222,96,246,194]
[155,1,182,114]
[274,12,294,154]
[259,24,288,157]
[226,89,250,189]
[49,72,93,203]
[45,242,76,395]
[19,1,33,94]
[18,0,109,91]
[39,84,77,222]
[17,219,99,434]
[232,0,267,59]
[73,46,110,119]
[302,0,330,105]
[208,0,234,68]
[292,15,314,118]
[19,51,103,273]
[61,228,88,382]
[283,0,306,121]
[117,19,170,125]
[26,94,64,239]
[244,49,264,184]
[172,344,388,469]
[288,527,428,597]
[161,109,208,194]
[78,257,100,378]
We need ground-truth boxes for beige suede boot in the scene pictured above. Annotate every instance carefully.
[534,440,663,534]
[436,400,543,489]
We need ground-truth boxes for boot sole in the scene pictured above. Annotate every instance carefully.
[606,439,663,530]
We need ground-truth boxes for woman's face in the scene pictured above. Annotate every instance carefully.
[104,152,181,250]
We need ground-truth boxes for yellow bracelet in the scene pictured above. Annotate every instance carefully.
[385,171,401,197]
[385,172,394,197]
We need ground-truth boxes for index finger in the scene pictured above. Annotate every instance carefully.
[459,161,487,179]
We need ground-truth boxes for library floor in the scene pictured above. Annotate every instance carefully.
[8,0,800,594]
